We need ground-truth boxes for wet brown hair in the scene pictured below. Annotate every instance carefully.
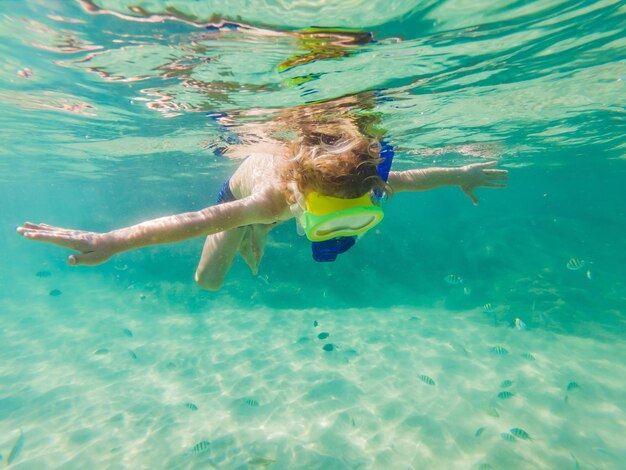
[279,113,392,202]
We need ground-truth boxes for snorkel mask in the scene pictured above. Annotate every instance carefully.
[301,191,383,241]
[290,187,384,242]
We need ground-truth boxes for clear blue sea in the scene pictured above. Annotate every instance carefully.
[1,1,625,468]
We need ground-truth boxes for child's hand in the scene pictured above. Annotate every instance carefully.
[458,161,508,205]
[17,222,118,266]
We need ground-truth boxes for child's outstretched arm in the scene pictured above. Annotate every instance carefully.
[17,189,285,266]
[387,161,508,205]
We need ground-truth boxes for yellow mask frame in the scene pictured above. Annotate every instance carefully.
[298,192,384,241]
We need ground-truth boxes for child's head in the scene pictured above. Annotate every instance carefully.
[281,116,391,202]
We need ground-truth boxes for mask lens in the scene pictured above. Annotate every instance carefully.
[315,214,379,238]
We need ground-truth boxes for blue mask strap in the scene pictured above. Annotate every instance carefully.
[373,139,394,201]
[377,140,395,182]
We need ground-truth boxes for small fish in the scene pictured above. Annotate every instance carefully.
[419,374,436,386]
[482,303,495,313]
[444,274,463,285]
[122,328,133,337]
[313,320,318,327]
[490,346,509,355]
[191,440,210,454]
[566,381,580,391]
[521,353,536,361]
[94,348,109,355]
[245,398,259,407]
[6,429,24,465]
[128,349,137,360]
[317,332,329,340]
[566,258,586,270]
[474,427,486,437]
[248,457,276,467]
[510,427,532,440]
[49,289,62,296]
[35,270,51,277]
[463,286,472,295]
[185,402,198,411]
[497,391,514,399]
[515,318,527,331]
[322,343,335,352]
[500,432,516,442]
[586,270,592,280]
[500,379,513,388]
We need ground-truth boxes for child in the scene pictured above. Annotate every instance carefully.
[17,99,507,290]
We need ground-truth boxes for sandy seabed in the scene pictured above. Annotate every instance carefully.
[1,274,625,470]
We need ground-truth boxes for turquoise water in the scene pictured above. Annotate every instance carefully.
[1,0,625,468]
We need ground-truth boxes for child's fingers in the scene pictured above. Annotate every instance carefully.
[68,251,107,266]
[21,222,76,232]
[461,187,480,205]
[21,229,69,245]
[19,223,54,233]
[22,221,64,229]
[31,222,58,230]
[484,169,508,177]
[18,223,49,233]
[22,222,45,229]
[19,224,89,238]
[23,222,72,230]
[20,229,88,251]
[474,161,498,169]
